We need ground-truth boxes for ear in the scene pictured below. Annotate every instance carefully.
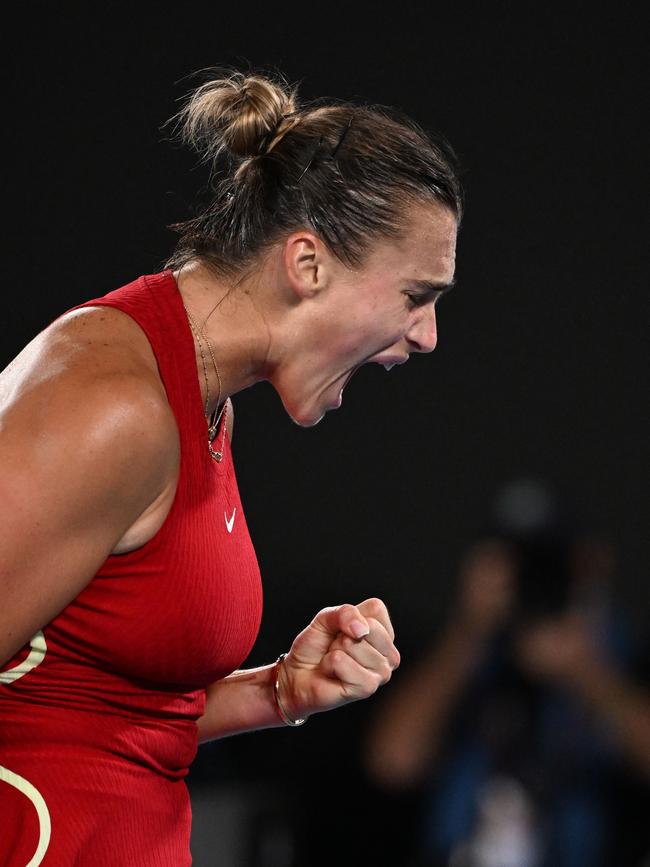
[282,230,334,300]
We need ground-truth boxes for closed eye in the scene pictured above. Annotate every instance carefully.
[402,279,454,309]
[404,290,441,309]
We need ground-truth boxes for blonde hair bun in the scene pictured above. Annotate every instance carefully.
[171,68,299,162]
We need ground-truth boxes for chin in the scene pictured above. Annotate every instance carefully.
[273,374,342,427]
[287,406,326,428]
[280,394,328,428]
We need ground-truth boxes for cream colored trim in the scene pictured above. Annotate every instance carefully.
[0,764,52,866]
[0,631,47,685]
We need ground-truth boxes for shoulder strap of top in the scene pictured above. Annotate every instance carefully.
[62,269,217,467]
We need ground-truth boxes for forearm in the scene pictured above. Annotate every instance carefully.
[570,661,650,776]
[365,619,484,786]
[197,662,287,743]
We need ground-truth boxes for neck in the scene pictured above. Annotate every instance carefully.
[173,262,274,417]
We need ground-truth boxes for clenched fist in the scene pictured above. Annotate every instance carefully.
[277,598,401,722]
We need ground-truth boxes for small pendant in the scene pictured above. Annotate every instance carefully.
[209,443,223,462]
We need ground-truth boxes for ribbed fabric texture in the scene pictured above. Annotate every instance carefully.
[0,270,263,865]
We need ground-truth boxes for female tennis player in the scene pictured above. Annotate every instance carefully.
[0,67,461,864]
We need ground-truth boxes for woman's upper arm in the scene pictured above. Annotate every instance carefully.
[0,367,176,668]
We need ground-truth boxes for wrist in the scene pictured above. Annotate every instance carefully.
[273,653,308,727]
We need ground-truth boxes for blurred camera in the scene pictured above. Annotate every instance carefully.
[487,477,576,623]
[510,533,573,621]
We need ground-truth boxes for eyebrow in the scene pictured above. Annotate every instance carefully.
[405,278,456,296]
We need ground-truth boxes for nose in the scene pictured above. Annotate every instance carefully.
[407,304,438,353]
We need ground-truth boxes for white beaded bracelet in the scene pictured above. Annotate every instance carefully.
[273,653,307,727]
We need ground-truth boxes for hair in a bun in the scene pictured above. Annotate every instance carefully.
[164,65,462,279]
[168,69,299,162]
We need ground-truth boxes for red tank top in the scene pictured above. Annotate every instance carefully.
[0,269,263,865]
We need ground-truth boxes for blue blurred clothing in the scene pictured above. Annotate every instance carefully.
[415,605,647,867]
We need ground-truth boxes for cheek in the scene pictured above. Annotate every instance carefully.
[318,295,403,362]
[323,314,371,357]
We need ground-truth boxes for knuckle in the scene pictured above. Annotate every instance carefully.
[363,597,386,615]
[313,605,337,625]
[361,675,379,697]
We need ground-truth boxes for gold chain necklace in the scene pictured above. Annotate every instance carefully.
[184,306,228,462]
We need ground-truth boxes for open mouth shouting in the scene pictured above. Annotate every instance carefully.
[332,353,409,408]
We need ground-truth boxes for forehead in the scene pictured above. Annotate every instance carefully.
[370,202,457,282]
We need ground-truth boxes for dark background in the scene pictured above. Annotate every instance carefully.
[5,3,648,865]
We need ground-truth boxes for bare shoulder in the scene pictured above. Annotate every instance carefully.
[3,303,172,423]
[37,304,163,387]
[0,308,180,666]
[1,303,180,502]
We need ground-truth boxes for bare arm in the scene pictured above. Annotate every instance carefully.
[363,539,518,788]
[514,614,650,777]
[0,318,177,666]
[197,598,401,742]
[197,663,284,742]
[362,618,485,788]
[573,661,650,776]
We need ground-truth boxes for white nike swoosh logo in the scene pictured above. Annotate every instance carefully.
[225,508,237,534]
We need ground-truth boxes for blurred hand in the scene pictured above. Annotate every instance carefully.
[454,538,519,638]
[278,598,401,722]
[513,611,602,684]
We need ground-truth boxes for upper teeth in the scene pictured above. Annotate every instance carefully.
[383,363,395,371]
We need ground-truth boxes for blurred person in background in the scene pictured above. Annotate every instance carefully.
[363,477,650,867]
